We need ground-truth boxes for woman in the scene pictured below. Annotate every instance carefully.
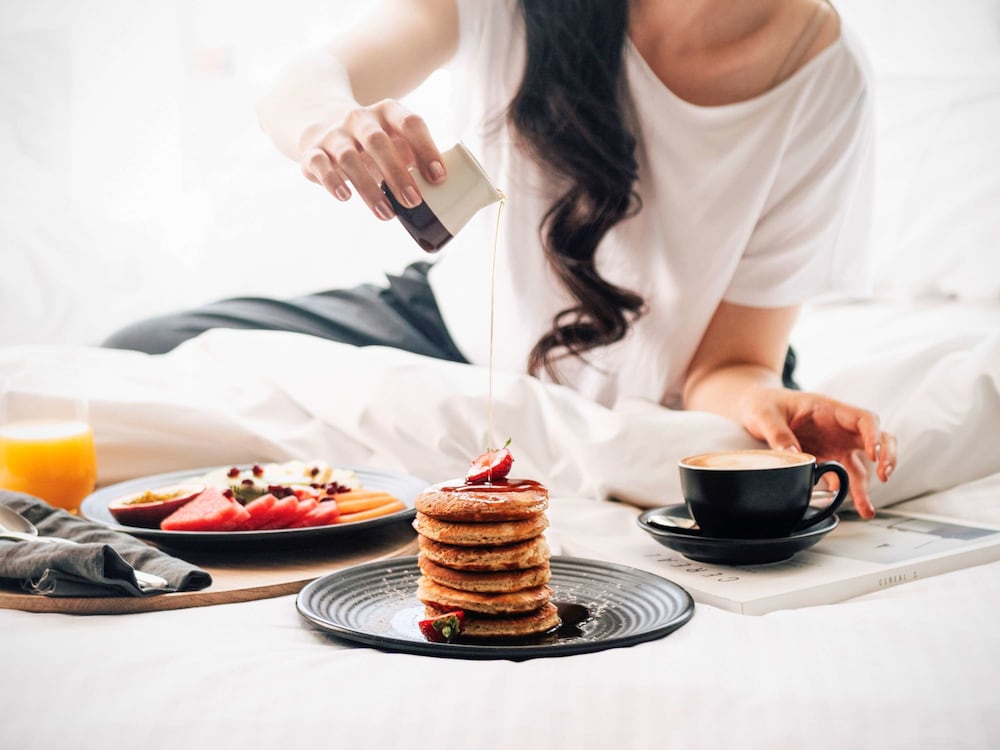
[105,0,896,516]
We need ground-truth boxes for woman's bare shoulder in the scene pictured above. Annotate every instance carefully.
[778,0,843,82]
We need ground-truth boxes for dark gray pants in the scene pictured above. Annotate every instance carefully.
[103,261,798,388]
[102,262,468,362]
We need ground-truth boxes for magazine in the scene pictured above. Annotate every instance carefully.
[570,508,1000,615]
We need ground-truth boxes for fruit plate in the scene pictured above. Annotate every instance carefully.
[296,556,695,660]
[80,465,425,548]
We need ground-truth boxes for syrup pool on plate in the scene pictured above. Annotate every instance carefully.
[0,419,97,512]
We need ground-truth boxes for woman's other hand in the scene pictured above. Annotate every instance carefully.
[738,387,897,519]
[683,301,897,519]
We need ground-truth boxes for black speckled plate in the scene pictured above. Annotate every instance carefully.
[638,504,839,565]
[79,465,425,548]
[296,555,694,660]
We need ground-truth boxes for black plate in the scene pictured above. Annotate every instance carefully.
[296,555,694,660]
[79,465,425,548]
[637,504,839,565]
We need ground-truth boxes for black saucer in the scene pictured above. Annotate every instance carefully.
[637,504,839,565]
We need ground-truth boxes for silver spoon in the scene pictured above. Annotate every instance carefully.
[0,505,169,591]
[644,513,703,536]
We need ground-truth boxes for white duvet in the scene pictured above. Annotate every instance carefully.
[2,302,998,512]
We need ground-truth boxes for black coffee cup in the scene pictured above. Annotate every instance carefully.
[678,449,849,539]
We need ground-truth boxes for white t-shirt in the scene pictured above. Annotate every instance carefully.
[428,0,874,408]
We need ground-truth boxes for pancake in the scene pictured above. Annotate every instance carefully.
[414,512,548,546]
[418,535,550,571]
[424,601,561,639]
[418,555,551,593]
[415,479,548,522]
[417,576,552,615]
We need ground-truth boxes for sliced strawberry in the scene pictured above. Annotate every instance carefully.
[466,439,514,483]
[418,611,465,643]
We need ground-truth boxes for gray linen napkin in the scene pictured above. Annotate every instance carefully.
[0,491,212,597]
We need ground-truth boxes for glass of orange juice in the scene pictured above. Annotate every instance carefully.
[0,376,97,514]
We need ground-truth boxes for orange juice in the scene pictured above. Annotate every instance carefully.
[0,419,97,512]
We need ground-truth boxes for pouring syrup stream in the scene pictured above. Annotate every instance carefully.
[486,192,506,462]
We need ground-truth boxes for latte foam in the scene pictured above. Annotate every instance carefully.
[681,450,812,470]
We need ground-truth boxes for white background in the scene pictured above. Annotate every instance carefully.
[1,0,998,346]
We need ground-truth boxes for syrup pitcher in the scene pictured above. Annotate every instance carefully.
[382,142,503,252]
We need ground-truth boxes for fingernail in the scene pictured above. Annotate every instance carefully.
[374,201,394,221]
[875,442,882,457]
[429,161,445,182]
[885,464,894,479]
[402,186,422,208]
[784,445,799,452]
[334,185,351,201]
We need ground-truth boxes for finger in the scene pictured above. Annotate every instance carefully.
[819,471,840,492]
[301,149,351,201]
[392,135,417,168]
[838,406,881,462]
[348,109,422,209]
[747,404,802,454]
[847,450,875,519]
[877,430,898,483]
[324,136,395,221]
[375,100,446,183]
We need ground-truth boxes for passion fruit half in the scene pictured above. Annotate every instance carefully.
[108,484,206,528]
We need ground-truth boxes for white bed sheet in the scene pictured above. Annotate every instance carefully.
[0,500,996,750]
[0,300,997,749]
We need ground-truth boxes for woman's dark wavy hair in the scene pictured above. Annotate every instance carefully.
[509,0,645,381]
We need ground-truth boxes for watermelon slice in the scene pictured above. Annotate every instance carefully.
[288,499,341,528]
[161,487,251,531]
[236,493,278,530]
[280,497,319,529]
[254,494,302,530]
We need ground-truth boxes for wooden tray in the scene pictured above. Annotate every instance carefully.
[0,523,418,615]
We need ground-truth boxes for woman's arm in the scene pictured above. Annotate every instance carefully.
[256,0,459,219]
[683,301,897,519]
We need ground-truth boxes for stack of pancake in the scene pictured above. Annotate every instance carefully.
[415,478,559,639]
